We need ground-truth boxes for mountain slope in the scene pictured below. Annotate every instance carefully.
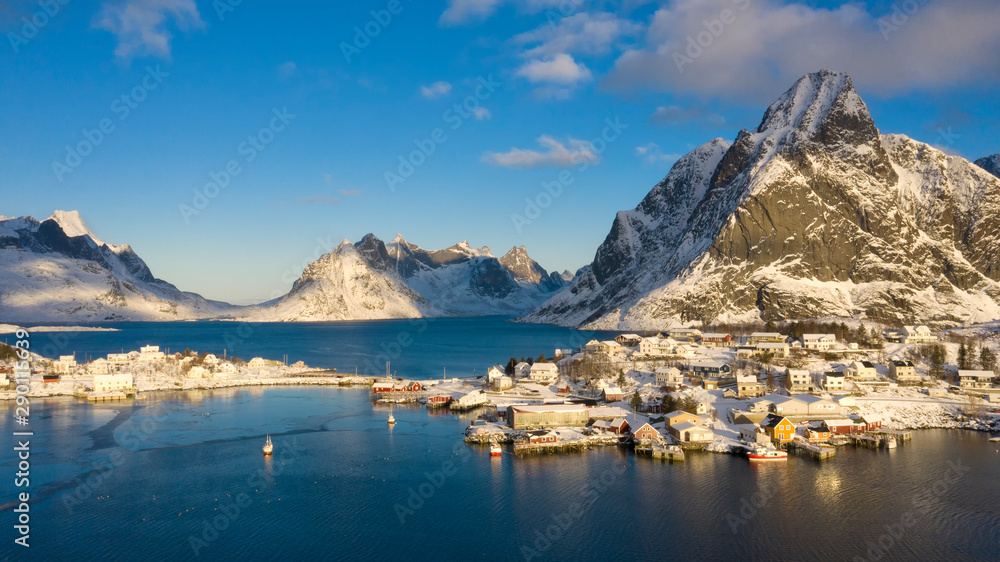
[0,211,232,322]
[525,70,1000,329]
[248,234,566,321]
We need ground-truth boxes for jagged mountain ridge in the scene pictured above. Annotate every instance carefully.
[0,211,232,322]
[247,234,569,321]
[524,70,1000,329]
[976,154,1000,179]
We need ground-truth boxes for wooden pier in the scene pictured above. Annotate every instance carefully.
[791,437,836,460]
[635,443,685,462]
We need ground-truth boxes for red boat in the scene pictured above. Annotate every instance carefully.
[490,443,502,456]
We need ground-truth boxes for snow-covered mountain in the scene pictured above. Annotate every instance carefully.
[524,70,1000,329]
[0,211,232,322]
[247,234,567,321]
[975,154,1000,178]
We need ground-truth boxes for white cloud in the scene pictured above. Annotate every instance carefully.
[649,105,725,127]
[516,53,592,85]
[440,0,565,26]
[635,142,681,164]
[278,61,297,79]
[440,0,503,26]
[420,81,453,99]
[472,107,492,120]
[482,135,599,168]
[606,0,1000,102]
[95,0,204,62]
[512,12,641,58]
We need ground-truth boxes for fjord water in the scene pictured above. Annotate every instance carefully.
[1,319,998,561]
[10,317,616,379]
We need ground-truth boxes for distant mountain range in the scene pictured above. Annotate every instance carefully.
[524,70,1000,329]
[0,211,233,322]
[245,234,568,321]
[0,212,568,322]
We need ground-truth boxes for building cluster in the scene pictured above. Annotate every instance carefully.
[735,393,882,445]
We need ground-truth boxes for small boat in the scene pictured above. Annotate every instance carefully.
[748,447,787,461]
[262,434,273,456]
[387,414,395,425]
[988,437,1000,442]
[490,443,501,456]
[885,436,897,449]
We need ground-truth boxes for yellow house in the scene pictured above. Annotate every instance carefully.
[761,414,795,443]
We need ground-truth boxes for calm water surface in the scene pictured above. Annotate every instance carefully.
[1,319,998,561]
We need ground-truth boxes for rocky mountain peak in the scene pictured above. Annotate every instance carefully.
[975,154,1000,178]
[499,245,547,284]
[354,233,393,271]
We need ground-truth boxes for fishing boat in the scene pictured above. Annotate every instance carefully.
[988,436,1000,442]
[490,443,501,456]
[262,434,273,456]
[747,447,787,461]
[387,413,395,425]
[885,436,897,449]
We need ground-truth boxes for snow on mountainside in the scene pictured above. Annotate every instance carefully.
[0,211,233,322]
[246,239,434,321]
[975,154,1000,179]
[524,70,1000,329]
[247,234,567,321]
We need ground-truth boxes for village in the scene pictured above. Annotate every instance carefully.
[3,323,1000,463]
[374,324,1000,462]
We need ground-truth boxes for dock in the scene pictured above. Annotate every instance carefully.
[635,443,685,462]
[791,437,836,459]
[86,391,132,402]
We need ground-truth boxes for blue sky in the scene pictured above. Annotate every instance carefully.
[1,0,998,304]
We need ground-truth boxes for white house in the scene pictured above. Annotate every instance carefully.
[491,375,514,390]
[668,421,714,442]
[655,366,683,385]
[890,361,919,383]
[755,342,790,358]
[187,366,210,379]
[203,354,220,365]
[824,371,846,391]
[803,334,837,351]
[220,362,239,375]
[786,368,814,392]
[139,345,165,361]
[901,325,937,344]
[52,355,77,375]
[93,373,133,392]
[845,360,878,381]
[668,328,702,343]
[958,370,995,390]
[86,359,111,375]
[487,365,506,382]
[639,337,678,356]
[108,353,130,363]
[514,362,532,379]
[737,374,764,398]
[529,362,559,382]
[748,332,786,345]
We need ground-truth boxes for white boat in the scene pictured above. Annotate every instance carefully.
[748,447,788,461]
[988,437,1000,442]
[262,434,273,456]
[387,414,395,425]
[490,443,501,456]
[885,436,897,449]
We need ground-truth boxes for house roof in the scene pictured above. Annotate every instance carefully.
[671,421,710,432]
[760,414,790,428]
[702,333,731,338]
[509,404,588,414]
[795,394,834,405]
[892,361,915,367]
[957,370,994,378]
[750,332,783,338]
